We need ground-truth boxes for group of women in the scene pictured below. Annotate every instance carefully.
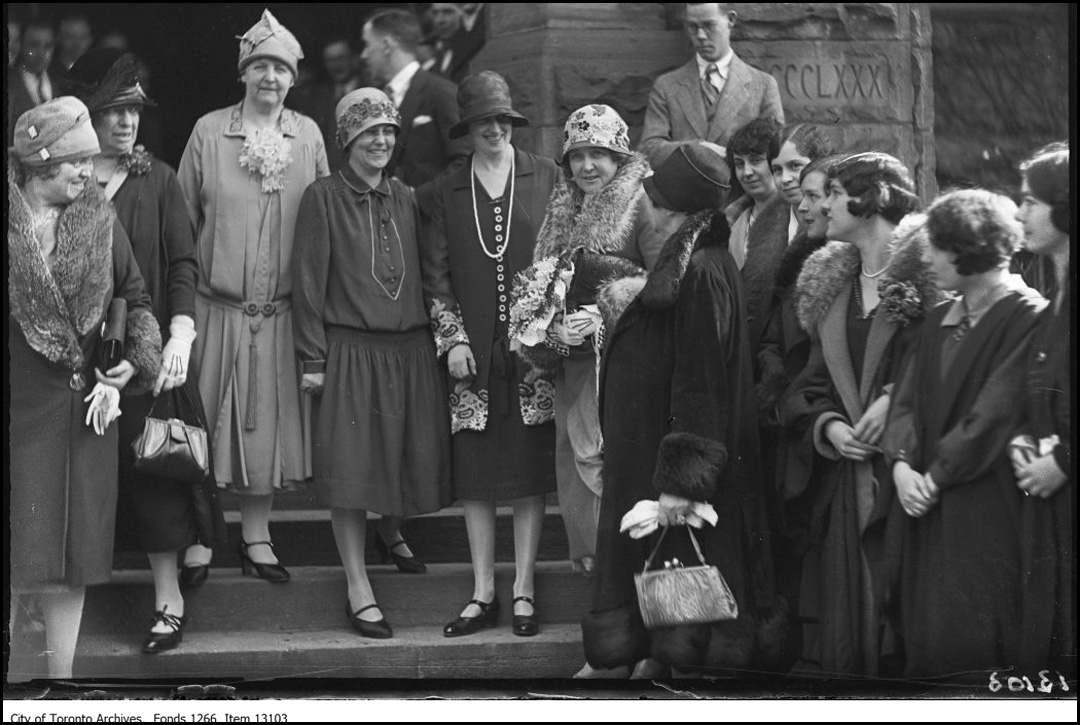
[7,7,1072,684]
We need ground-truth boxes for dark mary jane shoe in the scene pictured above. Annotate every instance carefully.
[347,601,393,639]
[512,595,539,637]
[443,597,500,638]
[239,540,291,583]
[374,534,427,574]
[179,564,209,589]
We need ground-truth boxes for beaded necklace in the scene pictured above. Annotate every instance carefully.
[471,152,514,261]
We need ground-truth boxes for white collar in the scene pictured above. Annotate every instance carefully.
[461,4,483,32]
[696,48,734,80]
[386,60,421,103]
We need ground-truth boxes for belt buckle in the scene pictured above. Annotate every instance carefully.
[261,302,276,317]
[244,302,260,316]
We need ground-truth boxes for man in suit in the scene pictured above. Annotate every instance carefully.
[292,37,361,173]
[7,18,58,144]
[423,3,486,85]
[361,8,470,215]
[640,3,784,168]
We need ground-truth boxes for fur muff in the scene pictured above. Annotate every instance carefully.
[582,604,650,669]
[794,217,940,336]
[532,153,650,261]
[652,432,728,501]
[124,307,163,396]
[8,160,113,371]
[597,275,647,332]
[565,251,645,309]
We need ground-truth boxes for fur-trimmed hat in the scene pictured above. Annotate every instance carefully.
[335,87,401,151]
[237,9,303,78]
[60,48,154,114]
[652,432,728,501]
[10,96,101,167]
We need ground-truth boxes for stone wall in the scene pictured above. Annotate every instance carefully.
[473,3,937,199]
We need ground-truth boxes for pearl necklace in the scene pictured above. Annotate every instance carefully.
[861,259,891,278]
[471,152,514,261]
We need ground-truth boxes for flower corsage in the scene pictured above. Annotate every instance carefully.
[878,279,925,326]
[118,144,153,176]
[239,127,293,194]
[508,254,576,352]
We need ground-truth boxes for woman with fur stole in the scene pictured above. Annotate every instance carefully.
[780,153,940,677]
[581,142,779,677]
[508,104,660,577]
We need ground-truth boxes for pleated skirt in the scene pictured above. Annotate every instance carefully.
[312,326,452,515]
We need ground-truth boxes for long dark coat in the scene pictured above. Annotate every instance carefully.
[582,211,777,672]
[8,162,161,590]
[882,283,1045,678]
[110,153,227,551]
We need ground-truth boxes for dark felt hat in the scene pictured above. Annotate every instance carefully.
[449,71,528,139]
[643,141,731,213]
[60,48,155,114]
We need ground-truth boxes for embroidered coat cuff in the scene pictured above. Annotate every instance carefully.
[429,299,470,357]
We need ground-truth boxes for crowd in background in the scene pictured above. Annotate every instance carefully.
[5,3,1073,685]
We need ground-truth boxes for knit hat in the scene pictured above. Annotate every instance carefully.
[11,96,101,167]
[644,141,731,212]
[335,88,401,151]
[237,9,303,78]
[60,48,155,114]
[562,104,630,160]
[448,71,528,140]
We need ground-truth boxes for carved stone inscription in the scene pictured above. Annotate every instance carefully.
[767,60,890,105]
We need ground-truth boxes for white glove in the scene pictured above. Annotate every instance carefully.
[84,382,122,435]
[155,315,196,395]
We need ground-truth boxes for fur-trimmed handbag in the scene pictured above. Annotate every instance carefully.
[131,385,210,483]
[635,525,738,630]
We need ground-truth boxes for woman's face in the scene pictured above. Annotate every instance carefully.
[732,151,776,203]
[922,241,964,292]
[242,58,294,109]
[1016,178,1067,256]
[93,105,140,157]
[36,157,94,204]
[795,170,829,240]
[469,115,512,158]
[771,140,811,206]
[821,178,862,244]
[348,124,396,176]
[568,147,619,194]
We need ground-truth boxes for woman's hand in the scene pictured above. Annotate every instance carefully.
[825,419,879,461]
[550,320,586,347]
[893,461,937,518]
[447,344,477,381]
[563,309,599,338]
[1016,453,1069,499]
[154,315,196,396]
[1008,435,1038,476]
[852,393,890,446]
[84,382,122,435]
[658,493,695,526]
[300,372,325,395]
[96,360,136,391]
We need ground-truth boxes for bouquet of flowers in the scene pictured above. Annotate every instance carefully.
[508,254,576,352]
[878,278,925,326]
[239,127,293,194]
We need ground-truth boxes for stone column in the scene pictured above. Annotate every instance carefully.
[473,2,936,200]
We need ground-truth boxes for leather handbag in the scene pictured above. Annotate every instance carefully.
[131,385,210,483]
[634,525,738,630]
[99,298,127,372]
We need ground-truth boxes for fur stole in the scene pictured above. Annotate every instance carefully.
[532,152,650,261]
[774,228,827,293]
[8,160,114,372]
[596,209,730,331]
[794,219,940,336]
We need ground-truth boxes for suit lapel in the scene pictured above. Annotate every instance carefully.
[397,71,426,142]
[709,56,751,140]
[673,60,709,139]
[820,291,864,423]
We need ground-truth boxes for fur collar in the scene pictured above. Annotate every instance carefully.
[8,160,115,371]
[774,229,827,292]
[596,209,730,329]
[533,152,650,260]
[794,221,940,335]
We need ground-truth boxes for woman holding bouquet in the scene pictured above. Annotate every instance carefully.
[509,104,660,578]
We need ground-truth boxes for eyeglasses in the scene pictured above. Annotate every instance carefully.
[683,20,722,35]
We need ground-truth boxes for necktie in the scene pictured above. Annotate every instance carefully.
[952,314,971,343]
[701,65,721,107]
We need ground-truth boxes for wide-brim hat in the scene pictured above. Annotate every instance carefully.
[335,88,402,151]
[10,96,101,167]
[60,48,155,114]
[448,71,528,140]
[643,141,731,212]
[562,103,630,161]
[237,9,303,78]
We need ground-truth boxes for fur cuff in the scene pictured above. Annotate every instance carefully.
[582,605,650,670]
[652,432,728,501]
[597,275,647,331]
[123,307,163,396]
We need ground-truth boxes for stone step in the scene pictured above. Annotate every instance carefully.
[81,563,593,635]
[62,625,586,680]
[113,505,574,569]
